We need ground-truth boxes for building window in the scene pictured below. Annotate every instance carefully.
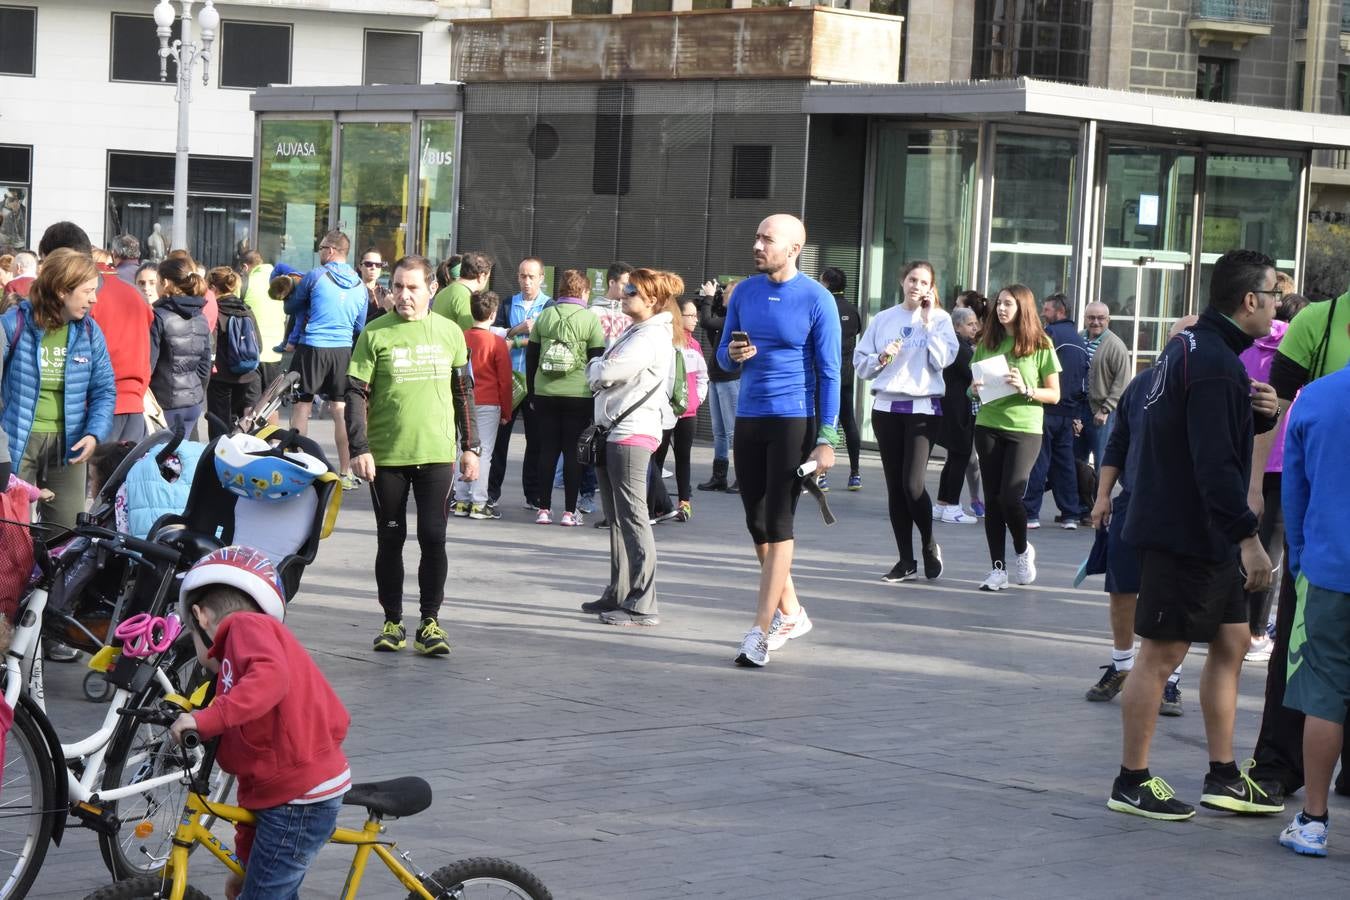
[972,0,1092,86]
[631,0,672,9]
[731,145,772,200]
[0,6,36,77]
[691,0,732,9]
[572,0,613,12]
[0,144,32,251]
[1196,56,1234,102]
[364,30,420,85]
[751,0,792,6]
[219,21,291,89]
[1339,65,1350,115]
[110,13,181,84]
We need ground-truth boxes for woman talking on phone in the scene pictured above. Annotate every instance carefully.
[969,284,1061,592]
[854,261,959,583]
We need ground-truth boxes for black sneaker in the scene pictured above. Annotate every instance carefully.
[581,595,620,614]
[414,618,451,656]
[373,621,406,652]
[593,517,610,529]
[1085,664,1128,702]
[1200,764,1284,815]
[1159,680,1183,717]
[922,542,943,580]
[1107,775,1195,821]
[881,560,918,583]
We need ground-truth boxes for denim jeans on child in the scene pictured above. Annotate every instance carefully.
[240,795,342,900]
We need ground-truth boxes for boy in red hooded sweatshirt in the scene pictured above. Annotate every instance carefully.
[170,547,350,900]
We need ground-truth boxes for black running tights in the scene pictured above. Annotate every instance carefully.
[370,463,454,624]
[871,410,937,564]
[653,416,696,502]
[974,426,1042,567]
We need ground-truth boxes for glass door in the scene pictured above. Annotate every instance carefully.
[1099,258,1188,373]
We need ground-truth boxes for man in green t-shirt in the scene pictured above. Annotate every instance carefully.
[431,250,493,333]
[346,255,481,658]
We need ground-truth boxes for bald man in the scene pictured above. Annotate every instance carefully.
[716,214,841,668]
[1079,301,1131,484]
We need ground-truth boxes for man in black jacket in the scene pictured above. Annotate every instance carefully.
[1108,249,1280,822]
[696,278,742,493]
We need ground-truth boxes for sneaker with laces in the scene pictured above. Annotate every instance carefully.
[922,541,943,580]
[535,508,553,525]
[1086,664,1129,702]
[1280,812,1329,856]
[817,473,830,492]
[578,493,597,514]
[979,563,1008,592]
[1201,762,1285,815]
[1060,519,1078,530]
[675,500,692,522]
[414,618,451,656]
[847,472,862,491]
[1107,775,1195,821]
[1026,518,1041,530]
[971,499,986,518]
[940,506,977,525]
[1159,680,1183,717]
[469,502,499,520]
[340,473,362,491]
[1245,635,1274,663]
[559,511,581,527]
[766,607,813,652]
[882,560,918,583]
[373,621,406,652]
[1013,543,1037,585]
[735,626,769,667]
[452,501,471,518]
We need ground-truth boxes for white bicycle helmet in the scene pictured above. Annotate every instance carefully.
[214,432,326,502]
[179,545,286,624]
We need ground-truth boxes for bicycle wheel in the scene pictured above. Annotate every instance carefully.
[83,875,210,899]
[96,649,233,880]
[0,700,57,900]
[414,858,553,900]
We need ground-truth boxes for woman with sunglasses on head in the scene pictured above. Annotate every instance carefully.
[854,260,960,583]
[970,283,1061,592]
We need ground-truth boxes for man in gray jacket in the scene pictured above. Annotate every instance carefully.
[1080,301,1131,476]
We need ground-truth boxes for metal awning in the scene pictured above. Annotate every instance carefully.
[803,78,1350,151]
[250,83,463,114]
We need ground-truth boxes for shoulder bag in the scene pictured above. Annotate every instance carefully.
[578,378,662,467]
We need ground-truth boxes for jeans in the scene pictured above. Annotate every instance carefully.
[453,404,502,505]
[163,403,203,437]
[1075,410,1113,472]
[597,442,658,614]
[708,380,740,461]
[240,796,341,900]
[1024,413,1082,520]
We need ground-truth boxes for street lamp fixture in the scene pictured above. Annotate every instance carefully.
[154,0,219,253]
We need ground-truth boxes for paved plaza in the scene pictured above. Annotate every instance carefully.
[29,441,1350,898]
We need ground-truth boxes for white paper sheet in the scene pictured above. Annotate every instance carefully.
[971,355,1019,404]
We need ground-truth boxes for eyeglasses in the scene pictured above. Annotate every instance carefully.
[681,313,698,319]
[361,261,383,268]
[622,284,640,297]
[1253,289,1285,300]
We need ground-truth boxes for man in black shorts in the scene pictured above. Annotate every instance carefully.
[284,229,368,489]
[1107,249,1279,821]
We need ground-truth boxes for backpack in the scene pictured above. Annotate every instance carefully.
[219,312,261,375]
[539,305,588,376]
[669,348,688,417]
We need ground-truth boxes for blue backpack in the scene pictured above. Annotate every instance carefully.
[220,313,261,375]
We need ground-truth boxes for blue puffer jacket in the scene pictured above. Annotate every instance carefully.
[125,439,206,538]
[1,302,117,469]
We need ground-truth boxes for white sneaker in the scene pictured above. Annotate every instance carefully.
[1014,543,1037,585]
[1245,636,1274,663]
[932,504,943,520]
[735,626,769,667]
[979,563,1008,592]
[1060,519,1078,530]
[1280,812,1328,857]
[940,506,977,525]
[766,607,814,652]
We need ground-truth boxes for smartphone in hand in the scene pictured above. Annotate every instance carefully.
[731,331,750,344]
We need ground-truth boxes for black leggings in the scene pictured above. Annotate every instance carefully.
[839,371,861,473]
[974,425,1042,566]
[1247,471,1284,635]
[937,441,973,505]
[653,416,696,502]
[734,416,811,545]
[533,394,593,513]
[871,410,937,563]
[370,463,454,624]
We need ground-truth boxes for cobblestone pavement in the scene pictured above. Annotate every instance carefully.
[28,441,1347,898]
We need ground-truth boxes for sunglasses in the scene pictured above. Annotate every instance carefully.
[622,284,639,297]
[361,261,383,268]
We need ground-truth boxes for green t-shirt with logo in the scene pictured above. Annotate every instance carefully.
[347,313,469,466]
[431,282,476,334]
[528,301,605,399]
[1278,292,1350,382]
[971,334,1061,434]
[32,326,69,434]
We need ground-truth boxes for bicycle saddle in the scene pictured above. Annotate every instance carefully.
[343,776,432,818]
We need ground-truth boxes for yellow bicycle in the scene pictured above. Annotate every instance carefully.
[82,706,552,900]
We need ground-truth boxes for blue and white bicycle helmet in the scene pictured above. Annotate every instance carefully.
[213,433,326,502]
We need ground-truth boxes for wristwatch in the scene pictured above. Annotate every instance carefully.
[463,444,483,456]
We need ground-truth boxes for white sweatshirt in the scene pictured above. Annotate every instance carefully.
[853,304,959,407]
[586,311,676,441]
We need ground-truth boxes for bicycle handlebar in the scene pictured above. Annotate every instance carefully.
[117,705,201,750]
[75,522,184,566]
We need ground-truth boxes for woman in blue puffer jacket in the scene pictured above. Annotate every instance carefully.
[1,248,116,528]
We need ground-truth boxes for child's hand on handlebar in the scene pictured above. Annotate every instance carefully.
[170,712,198,745]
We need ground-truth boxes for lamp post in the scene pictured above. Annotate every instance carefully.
[153,0,219,253]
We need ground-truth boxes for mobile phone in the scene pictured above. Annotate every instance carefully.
[731,331,750,344]
[921,297,931,310]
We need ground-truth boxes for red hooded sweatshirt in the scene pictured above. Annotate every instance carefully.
[91,263,154,416]
[192,612,350,862]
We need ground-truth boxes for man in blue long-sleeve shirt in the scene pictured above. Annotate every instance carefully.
[718,214,840,669]
[1274,328,1350,856]
[1108,249,1280,822]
